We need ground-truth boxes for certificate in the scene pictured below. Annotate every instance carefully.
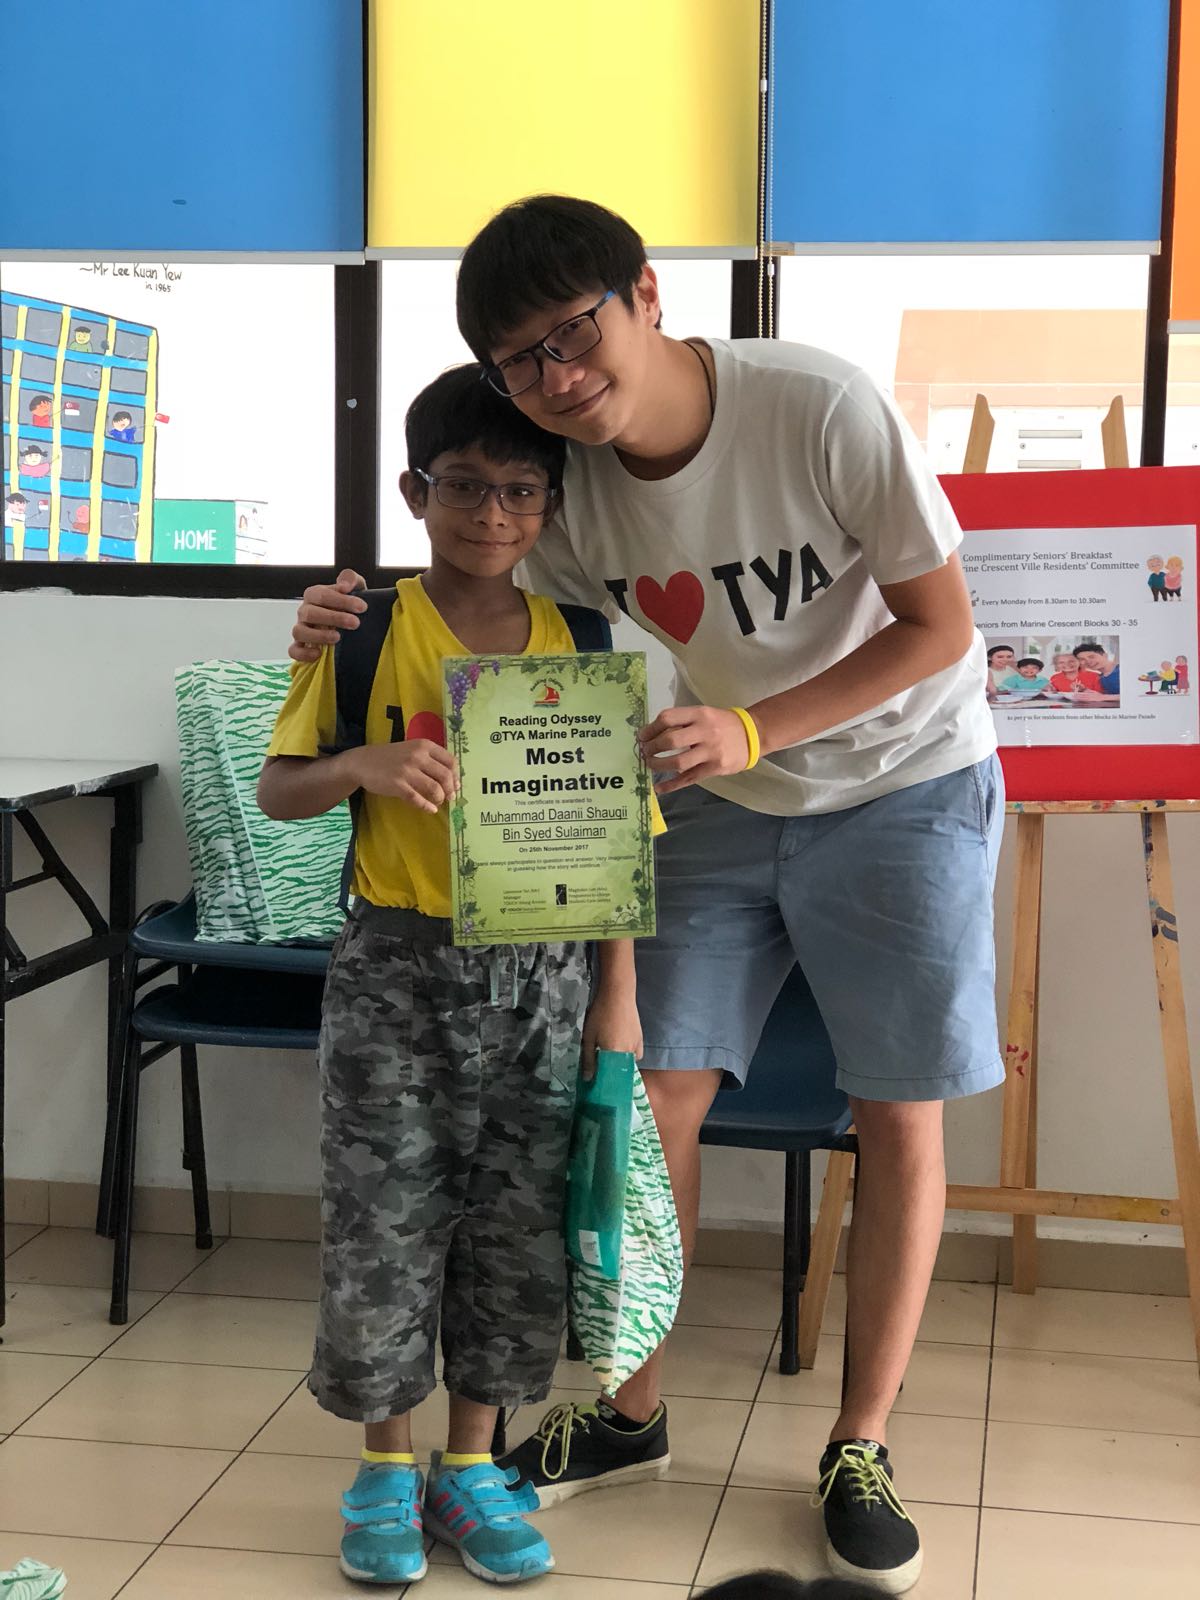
[443,651,656,945]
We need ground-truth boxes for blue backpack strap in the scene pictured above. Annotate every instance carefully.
[329,587,395,913]
[558,603,612,653]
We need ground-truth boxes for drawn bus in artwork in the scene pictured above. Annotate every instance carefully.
[2,290,158,562]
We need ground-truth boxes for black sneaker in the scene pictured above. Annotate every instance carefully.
[497,1400,670,1509]
[813,1439,923,1595]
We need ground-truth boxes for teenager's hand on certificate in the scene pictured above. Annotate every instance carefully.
[581,994,644,1081]
[640,705,756,794]
[290,569,368,662]
[349,742,459,814]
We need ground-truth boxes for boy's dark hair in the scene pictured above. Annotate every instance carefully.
[699,1573,883,1600]
[21,443,46,457]
[986,644,1015,661]
[6,492,27,505]
[1017,657,1044,670]
[405,363,565,486]
[30,393,53,409]
[456,194,648,361]
[112,410,133,425]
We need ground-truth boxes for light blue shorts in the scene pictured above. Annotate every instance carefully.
[636,756,1005,1103]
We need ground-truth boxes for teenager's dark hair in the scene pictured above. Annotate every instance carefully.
[456,194,648,360]
[1017,657,1044,670]
[986,644,1015,661]
[6,492,27,504]
[1075,641,1103,654]
[404,363,566,485]
[699,1573,884,1600]
[30,393,53,408]
[112,411,133,425]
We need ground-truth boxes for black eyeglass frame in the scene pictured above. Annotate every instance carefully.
[413,467,555,516]
[483,288,618,397]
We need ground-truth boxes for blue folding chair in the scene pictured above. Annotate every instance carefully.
[700,963,857,1375]
[97,895,332,1323]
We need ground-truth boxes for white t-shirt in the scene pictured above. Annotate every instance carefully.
[520,337,996,816]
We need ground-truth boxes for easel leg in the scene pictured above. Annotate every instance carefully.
[1142,812,1200,1370]
[797,1148,855,1369]
[1001,813,1043,1294]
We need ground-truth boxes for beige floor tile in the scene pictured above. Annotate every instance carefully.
[5,1226,214,1294]
[0,1531,154,1600]
[696,1487,977,1597]
[984,1420,1200,1523]
[976,1506,1200,1599]
[4,1223,43,1256]
[993,1284,1197,1362]
[104,1291,316,1368]
[118,1544,375,1599]
[175,1237,320,1301]
[523,1481,721,1583]
[0,1435,234,1542]
[989,1347,1200,1437]
[555,1324,774,1402]
[731,1403,984,1506]
[166,1451,355,1556]
[505,1387,750,1487]
[822,1275,996,1347]
[0,1283,160,1357]
[248,1379,452,1460]
[422,1568,689,1599]
[0,1351,90,1433]
[17,1357,302,1450]
[676,1266,783,1331]
[756,1333,991,1420]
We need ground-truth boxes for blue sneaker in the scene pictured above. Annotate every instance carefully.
[339,1461,428,1584]
[425,1453,554,1583]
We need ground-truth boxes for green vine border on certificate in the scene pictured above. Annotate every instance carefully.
[444,651,655,942]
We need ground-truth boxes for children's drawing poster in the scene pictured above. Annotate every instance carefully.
[943,467,1200,801]
[3,261,334,565]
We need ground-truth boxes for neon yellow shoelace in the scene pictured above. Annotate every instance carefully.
[812,1442,912,1520]
[534,1401,600,1481]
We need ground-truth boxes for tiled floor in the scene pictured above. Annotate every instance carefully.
[3,1226,1199,1597]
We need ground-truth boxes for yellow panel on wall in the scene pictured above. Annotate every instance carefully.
[1171,0,1200,325]
[369,0,760,254]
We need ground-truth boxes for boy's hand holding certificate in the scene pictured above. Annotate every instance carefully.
[443,651,656,944]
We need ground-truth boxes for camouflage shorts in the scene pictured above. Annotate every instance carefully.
[309,904,590,1423]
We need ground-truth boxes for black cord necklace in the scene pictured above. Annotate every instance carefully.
[684,339,716,421]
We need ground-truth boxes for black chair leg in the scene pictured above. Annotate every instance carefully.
[109,1050,144,1325]
[96,945,140,1237]
[780,1149,811,1376]
[180,1044,214,1250]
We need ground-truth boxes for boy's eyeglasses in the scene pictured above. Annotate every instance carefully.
[414,469,552,516]
[484,289,617,397]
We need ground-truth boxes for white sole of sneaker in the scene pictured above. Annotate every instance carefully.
[339,1551,429,1584]
[532,1453,671,1510]
[425,1511,555,1585]
[827,1541,924,1596]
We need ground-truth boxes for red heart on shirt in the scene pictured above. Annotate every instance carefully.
[406,712,446,747]
[635,571,705,644]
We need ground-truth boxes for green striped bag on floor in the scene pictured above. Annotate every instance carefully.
[568,1070,683,1395]
[175,659,350,944]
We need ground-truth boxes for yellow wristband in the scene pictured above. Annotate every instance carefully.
[729,707,761,771]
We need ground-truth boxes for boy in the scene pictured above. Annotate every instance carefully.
[108,410,136,442]
[29,394,54,429]
[1000,657,1050,695]
[258,365,655,1586]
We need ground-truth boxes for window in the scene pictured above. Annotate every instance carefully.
[1,301,15,339]
[2,261,335,567]
[1,344,11,375]
[778,255,1149,470]
[1164,336,1200,467]
[377,257,734,567]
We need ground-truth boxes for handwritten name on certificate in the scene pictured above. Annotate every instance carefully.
[443,651,656,945]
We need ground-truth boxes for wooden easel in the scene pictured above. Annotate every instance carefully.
[944,395,1200,1371]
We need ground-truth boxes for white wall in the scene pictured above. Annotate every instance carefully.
[3,589,1198,1244]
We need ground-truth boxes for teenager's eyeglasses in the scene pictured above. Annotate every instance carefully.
[415,469,552,516]
[484,289,617,397]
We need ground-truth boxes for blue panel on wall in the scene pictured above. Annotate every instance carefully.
[769,0,1169,247]
[0,0,363,254]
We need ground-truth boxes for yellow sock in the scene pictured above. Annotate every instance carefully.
[442,1451,492,1468]
[362,1448,415,1465]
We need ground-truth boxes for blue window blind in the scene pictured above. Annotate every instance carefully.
[0,1,363,255]
[769,0,1169,250]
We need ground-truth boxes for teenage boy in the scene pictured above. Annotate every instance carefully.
[289,196,1004,1595]
[259,365,654,1586]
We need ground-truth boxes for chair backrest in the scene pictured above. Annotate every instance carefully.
[701,965,851,1149]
